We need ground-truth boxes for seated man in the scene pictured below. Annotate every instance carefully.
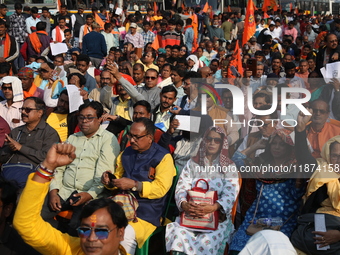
[13,143,128,255]
[102,117,176,254]
[0,76,25,129]
[42,101,120,235]
[0,97,60,169]
[18,67,44,99]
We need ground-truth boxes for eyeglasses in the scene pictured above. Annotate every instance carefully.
[180,49,186,52]
[78,116,98,122]
[205,137,223,144]
[329,40,338,43]
[312,109,328,115]
[145,76,157,80]
[126,132,149,141]
[77,227,116,240]
[39,68,49,73]
[2,86,12,91]
[19,107,39,113]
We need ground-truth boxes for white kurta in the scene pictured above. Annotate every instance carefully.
[166,158,239,254]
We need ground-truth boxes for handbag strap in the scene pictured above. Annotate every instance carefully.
[195,179,209,192]
[250,183,264,223]
[5,131,23,164]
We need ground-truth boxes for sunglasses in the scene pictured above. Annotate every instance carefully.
[205,137,223,144]
[77,227,116,240]
[39,68,49,73]
[180,49,186,52]
[145,76,157,80]
[19,107,39,113]
[2,86,12,91]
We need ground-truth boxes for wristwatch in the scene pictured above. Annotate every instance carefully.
[132,181,138,192]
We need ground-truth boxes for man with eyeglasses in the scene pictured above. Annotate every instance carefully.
[41,101,119,236]
[101,117,176,254]
[305,99,340,159]
[0,76,25,129]
[0,96,59,168]
[316,33,340,70]
[14,143,128,255]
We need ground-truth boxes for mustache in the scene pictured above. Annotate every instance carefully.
[21,114,28,118]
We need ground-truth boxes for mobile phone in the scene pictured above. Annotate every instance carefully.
[247,59,257,77]
[222,60,229,72]
[230,66,241,77]
[107,172,116,181]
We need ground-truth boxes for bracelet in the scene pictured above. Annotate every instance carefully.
[39,163,54,174]
[35,169,53,181]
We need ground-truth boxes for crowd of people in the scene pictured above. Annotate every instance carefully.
[0,1,340,255]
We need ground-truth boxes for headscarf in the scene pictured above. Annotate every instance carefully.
[192,126,234,167]
[18,67,34,78]
[1,76,23,102]
[305,135,340,204]
[248,129,296,183]
[186,54,199,72]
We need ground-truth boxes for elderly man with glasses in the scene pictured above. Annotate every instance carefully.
[0,96,59,170]
[40,101,119,236]
[101,117,176,255]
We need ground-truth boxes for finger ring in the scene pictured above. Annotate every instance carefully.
[322,237,325,241]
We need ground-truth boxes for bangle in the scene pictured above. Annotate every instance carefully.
[39,163,54,174]
[35,169,53,181]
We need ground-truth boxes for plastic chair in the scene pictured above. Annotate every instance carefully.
[135,166,179,255]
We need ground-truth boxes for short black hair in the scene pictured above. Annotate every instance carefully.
[0,19,7,28]
[0,62,11,74]
[133,63,144,71]
[64,28,72,34]
[14,2,22,10]
[255,104,278,119]
[36,21,47,31]
[86,14,94,19]
[133,100,151,113]
[60,89,68,97]
[42,6,49,12]
[79,198,128,229]
[171,66,186,78]
[25,97,46,114]
[161,85,178,97]
[36,56,48,63]
[77,54,91,65]
[184,71,202,80]
[58,17,66,22]
[133,117,155,137]
[145,68,159,77]
[31,6,39,14]
[0,4,7,9]
[104,22,112,30]
[172,45,180,51]
[79,101,104,118]
[68,73,86,87]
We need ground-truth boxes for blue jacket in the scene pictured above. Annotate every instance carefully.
[82,31,107,59]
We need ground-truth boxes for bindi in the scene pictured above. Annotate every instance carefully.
[90,215,97,227]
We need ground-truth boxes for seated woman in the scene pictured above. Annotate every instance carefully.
[229,129,305,254]
[165,126,240,255]
[157,63,172,88]
[292,110,340,254]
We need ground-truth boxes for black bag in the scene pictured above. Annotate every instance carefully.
[290,213,340,255]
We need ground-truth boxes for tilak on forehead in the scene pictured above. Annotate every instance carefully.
[90,215,97,227]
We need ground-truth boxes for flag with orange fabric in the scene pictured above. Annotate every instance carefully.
[153,2,158,13]
[290,3,292,12]
[189,13,199,53]
[243,0,256,45]
[295,7,299,15]
[262,0,278,12]
[227,40,243,84]
[227,5,232,12]
[203,2,209,13]
[94,12,105,29]
[264,12,269,19]
[151,35,159,50]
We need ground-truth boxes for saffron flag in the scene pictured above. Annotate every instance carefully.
[264,12,269,19]
[243,0,256,45]
[295,7,299,15]
[262,0,278,12]
[151,34,159,50]
[94,12,105,29]
[227,40,243,82]
[290,3,292,12]
[203,2,209,13]
[227,5,232,12]
[153,2,158,13]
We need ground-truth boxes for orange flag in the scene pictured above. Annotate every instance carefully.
[295,7,299,15]
[262,0,277,12]
[153,2,158,13]
[202,2,209,13]
[264,12,269,19]
[243,0,256,45]
[227,5,232,12]
[290,3,292,12]
[94,12,105,29]
[227,40,243,83]
[182,2,185,10]
[151,34,159,50]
